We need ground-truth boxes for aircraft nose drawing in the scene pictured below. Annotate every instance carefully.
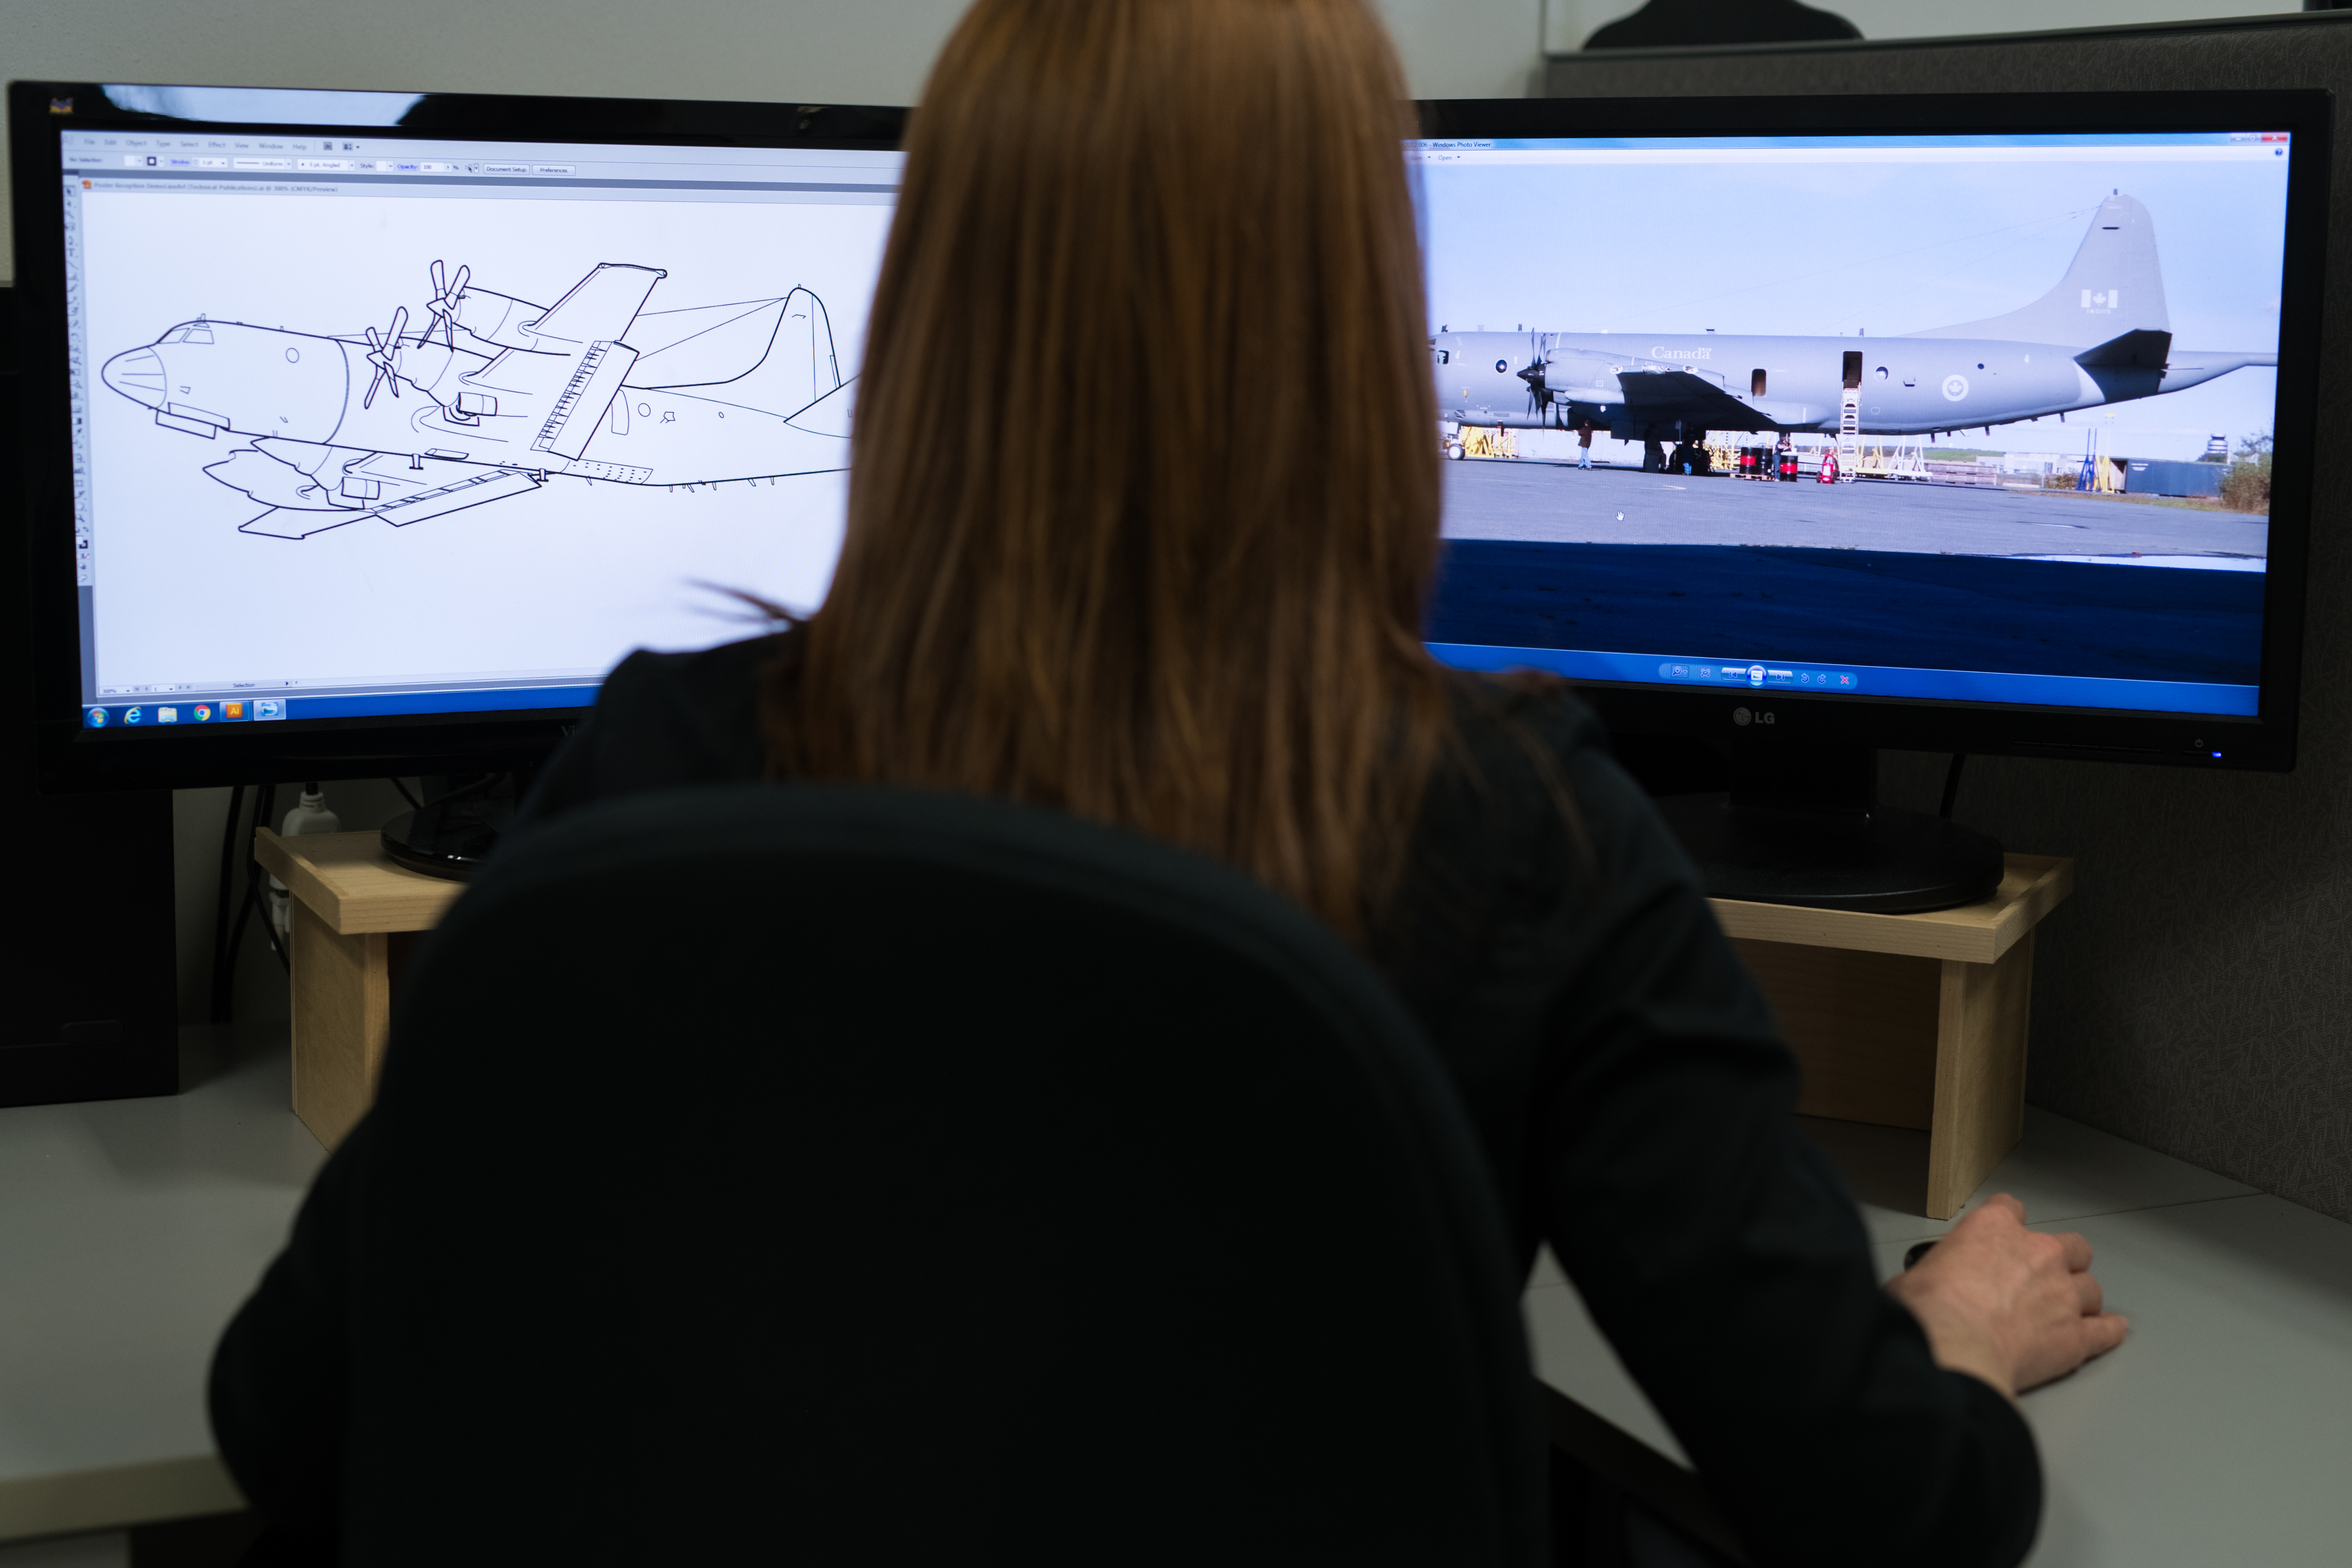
[98,260,856,539]
[1431,192,2278,445]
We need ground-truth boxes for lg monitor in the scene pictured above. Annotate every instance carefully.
[1412,91,2325,905]
[8,83,905,791]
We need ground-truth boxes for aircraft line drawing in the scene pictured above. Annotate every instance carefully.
[1431,192,2277,452]
[99,260,854,538]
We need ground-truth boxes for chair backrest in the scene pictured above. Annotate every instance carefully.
[345,784,1546,1563]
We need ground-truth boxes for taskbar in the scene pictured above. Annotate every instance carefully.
[81,684,600,730]
[1425,643,2259,718]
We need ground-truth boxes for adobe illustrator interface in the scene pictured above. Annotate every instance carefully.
[60,125,901,730]
[1414,131,2290,717]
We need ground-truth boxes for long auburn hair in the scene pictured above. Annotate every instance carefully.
[763,0,1452,940]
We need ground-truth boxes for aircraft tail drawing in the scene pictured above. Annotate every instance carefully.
[1910,191,2169,347]
[671,287,842,419]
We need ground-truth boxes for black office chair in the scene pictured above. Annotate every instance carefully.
[217,784,1546,1564]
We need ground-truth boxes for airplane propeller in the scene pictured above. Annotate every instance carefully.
[363,306,408,409]
[426,260,471,348]
[1516,336,1552,423]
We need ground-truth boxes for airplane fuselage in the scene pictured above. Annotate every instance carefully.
[100,318,849,488]
[1432,329,2267,439]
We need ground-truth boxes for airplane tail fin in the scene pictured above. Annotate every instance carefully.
[1911,191,2169,347]
[666,287,841,419]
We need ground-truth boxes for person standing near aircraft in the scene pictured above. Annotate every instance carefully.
[1576,416,1595,469]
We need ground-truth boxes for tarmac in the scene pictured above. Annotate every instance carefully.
[1439,458,2270,566]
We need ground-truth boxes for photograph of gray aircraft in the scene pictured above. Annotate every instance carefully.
[1432,191,2275,442]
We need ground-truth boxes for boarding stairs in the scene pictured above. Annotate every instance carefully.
[1836,387,1861,481]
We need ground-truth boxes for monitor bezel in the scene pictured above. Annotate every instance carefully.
[9,81,906,792]
[1413,90,2330,773]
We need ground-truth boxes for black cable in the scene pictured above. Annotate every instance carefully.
[254,783,288,972]
[427,771,501,811]
[388,776,421,811]
[251,872,290,971]
[1940,753,1968,821]
[209,783,246,1025]
[222,783,276,1017]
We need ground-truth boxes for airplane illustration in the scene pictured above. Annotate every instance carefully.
[99,260,854,538]
[1431,192,2277,448]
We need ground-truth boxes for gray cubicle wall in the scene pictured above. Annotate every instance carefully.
[1548,12,2352,1222]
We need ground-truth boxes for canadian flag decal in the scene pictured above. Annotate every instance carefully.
[2082,288,2121,312]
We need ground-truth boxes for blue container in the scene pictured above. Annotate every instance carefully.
[2123,459,2225,498]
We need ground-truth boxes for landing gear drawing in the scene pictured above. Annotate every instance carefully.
[100,261,855,538]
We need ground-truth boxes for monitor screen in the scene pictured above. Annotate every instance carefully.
[1412,127,2294,730]
[50,110,899,735]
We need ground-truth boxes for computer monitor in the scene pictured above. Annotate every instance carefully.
[1412,92,2326,905]
[8,83,905,791]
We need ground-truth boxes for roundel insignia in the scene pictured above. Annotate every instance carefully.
[1495,358,1509,373]
[1942,374,1970,401]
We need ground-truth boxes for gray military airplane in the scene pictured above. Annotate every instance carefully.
[1432,192,2276,449]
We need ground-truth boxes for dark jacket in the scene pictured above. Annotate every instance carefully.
[212,632,2037,1567]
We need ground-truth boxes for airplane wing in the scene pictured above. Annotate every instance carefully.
[525,264,667,347]
[1612,369,1818,432]
[222,440,545,539]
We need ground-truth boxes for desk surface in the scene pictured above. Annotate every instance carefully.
[8,1025,2350,1561]
[1526,1108,2352,1566]
[0,1027,321,1542]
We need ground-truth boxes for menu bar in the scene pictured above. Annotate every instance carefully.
[60,130,898,187]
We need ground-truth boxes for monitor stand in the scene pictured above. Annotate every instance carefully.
[1657,742,2003,915]
[380,774,522,882]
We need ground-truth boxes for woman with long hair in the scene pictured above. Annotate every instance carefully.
[219,1,2120,1560]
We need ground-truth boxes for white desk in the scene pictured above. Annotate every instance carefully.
[8,1027,2351,1564]
[0,1026,321,1544]
[1526,1108,2352,1566]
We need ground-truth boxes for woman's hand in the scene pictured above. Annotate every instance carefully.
[1883,1193,2129,1400]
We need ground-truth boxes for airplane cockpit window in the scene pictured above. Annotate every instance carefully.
[158,324,215,345]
